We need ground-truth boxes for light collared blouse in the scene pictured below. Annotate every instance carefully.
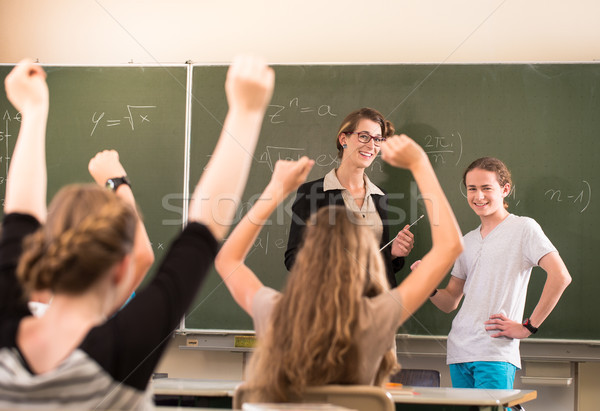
[323,168,384,241]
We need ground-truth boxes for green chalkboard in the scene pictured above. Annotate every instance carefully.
[186,63,600,341]
[0,64,188,278]
[2,63,598,340]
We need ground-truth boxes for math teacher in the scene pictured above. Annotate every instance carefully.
[285,107,414,287]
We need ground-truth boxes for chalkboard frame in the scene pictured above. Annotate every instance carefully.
[183,62,600,343]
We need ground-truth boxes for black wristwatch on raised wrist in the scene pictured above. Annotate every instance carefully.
[522,318,538,334]
[105,176,131,192]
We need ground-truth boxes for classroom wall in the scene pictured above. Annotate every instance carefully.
[1,0,600,64]
[2,1,599,410]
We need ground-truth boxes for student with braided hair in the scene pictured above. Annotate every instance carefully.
[27,149,154,317]
[0,56,274,409]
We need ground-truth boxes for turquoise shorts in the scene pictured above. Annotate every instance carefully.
[450,361,517,389]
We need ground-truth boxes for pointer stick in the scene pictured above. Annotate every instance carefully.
[379,214,424,251]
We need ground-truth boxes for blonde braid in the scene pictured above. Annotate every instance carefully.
[17,184,136,295]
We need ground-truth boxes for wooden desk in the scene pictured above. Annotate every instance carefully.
[152,379,536,410]
[156,408,232,411]
[389,386,537,410]
[152,378,240,396]
[152,378,239,407]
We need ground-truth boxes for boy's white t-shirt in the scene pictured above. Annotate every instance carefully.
[447,214,556,369]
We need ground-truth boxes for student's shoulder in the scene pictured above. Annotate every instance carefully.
[2,212,41,233]
[500,215,551,244]
[506,214,543,231]
[463,225,481,241]
[252,286,282,314]
[364,290,403,313]
[185,220,219,241]
[360,291,405,330]
[252,286,281,334]
[255,285,280,300]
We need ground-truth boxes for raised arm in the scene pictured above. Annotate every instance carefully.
[380,135,463,323]
[215,157,313,315]
[4,60,49,222]
[88,150,155,309]
[189,56,274,241]
[485,250,571,339]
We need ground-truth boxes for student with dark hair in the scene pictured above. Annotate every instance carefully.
[27,149,155,318]
[430,157,571,390]
[0,56,274,409]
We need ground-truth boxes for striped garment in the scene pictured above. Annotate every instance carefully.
[0,348,152,409]
[0,213,218,410]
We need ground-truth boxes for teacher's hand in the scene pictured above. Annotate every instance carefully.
[391,225,414,257]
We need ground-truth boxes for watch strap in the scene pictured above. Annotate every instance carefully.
[522,318,538,334]
[105,176,131,192]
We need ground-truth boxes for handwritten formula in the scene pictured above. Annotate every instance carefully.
[421,131,463,166]
[90,105,156,136]
[0,110,19,191]
[267,97,337,125]
[544,180,591,213]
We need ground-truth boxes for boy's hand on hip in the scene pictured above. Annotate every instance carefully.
[485,313,532,339]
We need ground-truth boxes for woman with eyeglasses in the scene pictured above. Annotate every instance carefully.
[215,136,463,403]
[285,107,415,287]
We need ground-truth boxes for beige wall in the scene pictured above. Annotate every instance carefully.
[578,363,600,411]
[1,0,599,64]
[155,335,245,380]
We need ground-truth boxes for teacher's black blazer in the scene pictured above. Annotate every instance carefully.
[285,178,405,287]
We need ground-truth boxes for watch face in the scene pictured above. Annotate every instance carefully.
[106,177,130,192]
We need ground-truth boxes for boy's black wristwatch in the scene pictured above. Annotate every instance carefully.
[522,318,538,334]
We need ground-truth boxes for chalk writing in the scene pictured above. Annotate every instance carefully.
[422,131,463,166]
[251,230,287,255]
[149,241,167,251]
[0,110,19,186]
[90,105,157,136]
[259,146,306,172]
[254,146,384,174]
[506,185,521,207]
[267,97,337,124]
[205,146,307,172]
[2,110,21,123]
[315,153,340,168]
[544,180,591,213]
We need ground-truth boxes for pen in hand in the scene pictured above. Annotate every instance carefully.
[380,214,424,251]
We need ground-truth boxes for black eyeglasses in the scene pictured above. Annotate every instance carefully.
[345,131,386,146]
